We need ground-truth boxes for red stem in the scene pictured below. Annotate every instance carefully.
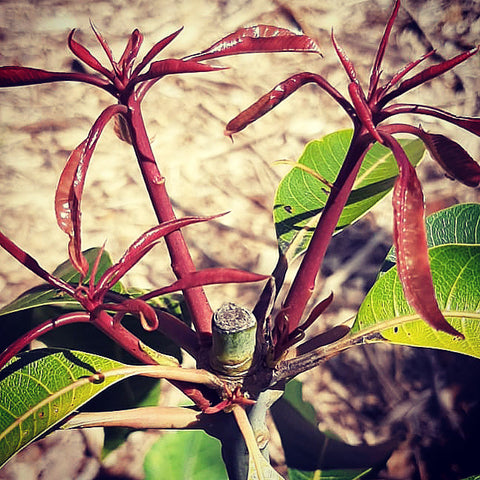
[126,95,213,341]
[275,131,372,342]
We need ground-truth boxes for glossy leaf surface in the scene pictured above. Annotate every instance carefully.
[144,430,228,480]
[188,25,320,61]
[0,349,126,468]
[353,245,480,357]
[274,130,424,259]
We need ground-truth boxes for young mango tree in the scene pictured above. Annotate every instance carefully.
[0,1,479,478]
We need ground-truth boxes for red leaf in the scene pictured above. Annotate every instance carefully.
[55,139,87,236]
[55,105,126,234]
[55,104,126,277]
[298,292,334,333]
[119,29,143,77]
[108,298,159,331]
[421,132,480,187]
[97,214,226,294]
[90,21,117,74]
[186,25,320,61]
[385,133,463,338]
[132,27,184,77]
[68,30,113,79]
[331,31,357,83]
[367,0,401,99]
[383,45,479,104]
[140,268,270,301]
[68,180,89,278]
[0,230,75,294]
[225,72,355,136]
[378,50,436,101]
[225,73,318,136]
[381,104,480,137]
[142,58,226,80]
[0,66,106,88]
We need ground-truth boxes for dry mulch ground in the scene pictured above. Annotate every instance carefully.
[0,0,479,479]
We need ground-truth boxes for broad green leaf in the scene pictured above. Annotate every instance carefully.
[382,203,480,271]
[0,349,128,468]
[288,467,372,480]
[353,245,480,357]
[144,430,228,480]
[0,247,124,316]
[283,379,316,425]
[273,130,424,260]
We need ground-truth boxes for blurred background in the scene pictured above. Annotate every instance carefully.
[0,0,479,479]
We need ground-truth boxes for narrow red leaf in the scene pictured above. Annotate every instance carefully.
[140,58,226,82]
[280,292,334,352]
[119,29,143,77]
[140,268,270,301]
[378,50,436,101]
[68,30,113,79]
[185,25,320,61]
[97,214,226,294]
[331,31,357,83]
[420,132,480,187]
[367,0,401,100]
[382,45,479,104]
[0,66,109,89]
[68,191,89,278]
[298,292,334,333]
[0,230,75,294]
[381,103,480,137]
[225,72,354,136]
[385,133,464,338]
[55,105,126,234]
[89,243,106,295]
[55,104,126,277]
[55,139,87,236]
[132,27,184,77]
[90,21,118,74]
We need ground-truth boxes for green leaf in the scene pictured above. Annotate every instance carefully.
[0,348,130,468]
[353,244,480,357]
[283,379,317,425]
[144,430,228,480]
[382,203,480,271]
[273,130,424,260]
[0,247,124,316]
[288,467,372,480]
